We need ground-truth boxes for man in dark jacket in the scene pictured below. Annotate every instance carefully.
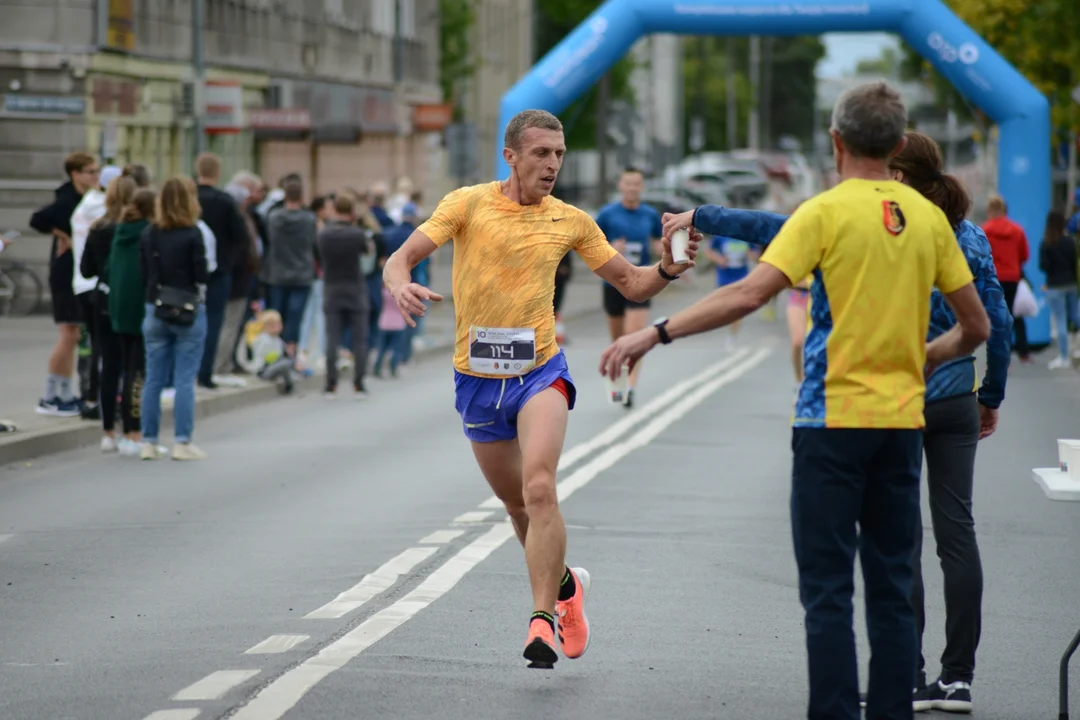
[317,194,370,397]
[194,152,251,389]
[29,151,99,417]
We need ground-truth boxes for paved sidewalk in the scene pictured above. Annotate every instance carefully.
[0,269,702,465]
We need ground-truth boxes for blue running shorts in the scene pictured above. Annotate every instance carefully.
[453,350,577,443]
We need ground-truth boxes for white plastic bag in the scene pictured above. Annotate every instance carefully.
[1012,278,1039,318]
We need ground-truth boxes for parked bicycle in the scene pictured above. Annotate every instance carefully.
[0,231,45,317]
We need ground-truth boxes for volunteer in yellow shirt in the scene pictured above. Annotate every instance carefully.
[600,82,990,720]
[382,109,700,669]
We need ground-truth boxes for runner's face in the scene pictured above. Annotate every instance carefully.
[515,128,565,197]
[619,171,643,207]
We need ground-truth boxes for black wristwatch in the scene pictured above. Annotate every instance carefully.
[653,317,672,345]
[657,264,679,281]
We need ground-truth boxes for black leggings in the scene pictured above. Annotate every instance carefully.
[78,292,101,403]
[117,333,145,435]
[912,393,983,686]
[97,313,122,433]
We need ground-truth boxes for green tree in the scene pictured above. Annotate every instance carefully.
[534,0,636,149]
[768,37,827,147]
[439,0,476,122]
[682,36,824,153]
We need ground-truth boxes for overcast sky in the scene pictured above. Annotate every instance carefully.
[817,32,902,78]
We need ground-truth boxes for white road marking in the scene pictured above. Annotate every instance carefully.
[143,711,201,720]
[228,344,771,720]
[172,670,260,701]
[244,634,310,655]
[303,546,438,620]
[477,348,753,510]
[452,510,494,524]
[419,529,465,544]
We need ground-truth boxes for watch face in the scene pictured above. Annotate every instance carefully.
[654,317,668,326]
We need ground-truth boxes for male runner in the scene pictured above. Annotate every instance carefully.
[595,167,663,407]
[382,109,700,668]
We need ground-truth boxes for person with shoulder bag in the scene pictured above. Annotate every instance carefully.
[139,177,210,461]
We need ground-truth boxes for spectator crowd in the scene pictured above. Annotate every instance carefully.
[26,151,431,460]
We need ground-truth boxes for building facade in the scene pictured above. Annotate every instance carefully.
[0,0,446,271]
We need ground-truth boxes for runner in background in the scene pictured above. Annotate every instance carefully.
[553,252,572,345]
[596,167,663,408]
[703,236,755,350]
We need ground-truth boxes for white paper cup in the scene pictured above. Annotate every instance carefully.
[604,365,629,404]
[670,228,690,265]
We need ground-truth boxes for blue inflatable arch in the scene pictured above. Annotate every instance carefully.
[497,0,1052,344]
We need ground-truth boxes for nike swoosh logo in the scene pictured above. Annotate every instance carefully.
[552,218,564,222]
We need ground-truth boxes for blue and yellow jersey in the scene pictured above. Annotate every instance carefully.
[417,182,618,378]
[699,179,973,428]
[692,206,1011,411]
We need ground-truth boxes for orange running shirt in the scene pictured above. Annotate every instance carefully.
[417,182,618,378]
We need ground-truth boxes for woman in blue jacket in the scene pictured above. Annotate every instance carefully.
[662,131,1011,715]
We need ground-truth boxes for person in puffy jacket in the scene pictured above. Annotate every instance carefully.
[660,130,1011,715]
[982,195,1031,361]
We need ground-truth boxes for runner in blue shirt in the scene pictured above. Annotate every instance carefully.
[704,235,758,349]
[595,167,662,407]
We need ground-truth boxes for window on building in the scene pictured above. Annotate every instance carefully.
[371,0,415,38]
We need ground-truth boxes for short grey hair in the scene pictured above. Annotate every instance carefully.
[504,109,563,152]
[230,170,263,191]
[830,81,908,159]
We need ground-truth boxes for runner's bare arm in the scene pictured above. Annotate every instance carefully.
[384,230,444,325]
[383,230,437,292]
[590,231,701,302]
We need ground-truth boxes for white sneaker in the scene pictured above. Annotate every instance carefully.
[171,443,207,461]
[1049,356,1071,370]
[101,436,118,453]
[140,442,162,460]
[117,437,142,457]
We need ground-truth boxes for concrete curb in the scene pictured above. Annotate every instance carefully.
[0,300,608,467]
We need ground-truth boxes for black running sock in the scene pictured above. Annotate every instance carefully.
[530,610,555,632]
[557,566,576,601]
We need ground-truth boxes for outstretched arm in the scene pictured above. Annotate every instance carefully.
[663,206,789,248]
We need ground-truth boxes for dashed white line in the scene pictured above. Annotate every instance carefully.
[419,529,465,544]
[452,510,494,523]
[172,669,260,701]
[142,710,201,720]
[303,546,438,620]
[227,344,772,720]
[476,347,753,510]
[244,634,310,655]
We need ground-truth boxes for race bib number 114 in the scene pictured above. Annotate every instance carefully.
[468,326,536,375]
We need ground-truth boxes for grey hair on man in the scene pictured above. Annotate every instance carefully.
[830,81,908,159]
[504,109,563,152]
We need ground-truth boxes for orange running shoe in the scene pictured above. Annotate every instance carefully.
[555,567,591,659]
[523,617,558,668]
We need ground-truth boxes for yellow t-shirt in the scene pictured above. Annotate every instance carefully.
[417,182,618,378]
[760,179,974,429]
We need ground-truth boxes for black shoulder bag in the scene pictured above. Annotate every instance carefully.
[151,226,200,327]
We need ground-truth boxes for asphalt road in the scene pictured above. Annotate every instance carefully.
[1,289,1078,720]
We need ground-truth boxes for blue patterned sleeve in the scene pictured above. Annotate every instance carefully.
[963,224,1011,408]
[691,206,789,248]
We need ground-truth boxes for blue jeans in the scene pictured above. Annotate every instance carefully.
[268,285,311,346]
[141,304,207,444]
[791,427,923,720]
[298,278,325,359]
[1045,287,1079,360]
[374,329,406,373]
[198,273,232,383]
